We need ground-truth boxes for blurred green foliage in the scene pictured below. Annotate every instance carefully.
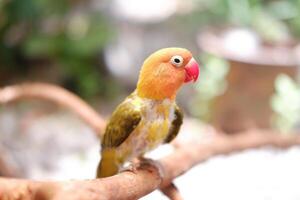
[182,0,300,43]
[0,0,113,98]
[189,54,230,121]
[271,74,300,133]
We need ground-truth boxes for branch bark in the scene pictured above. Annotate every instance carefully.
[160,183,183,200]
[0,129,299,200]
[0,83,106,136]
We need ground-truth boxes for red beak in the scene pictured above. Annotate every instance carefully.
[184,57,199,83]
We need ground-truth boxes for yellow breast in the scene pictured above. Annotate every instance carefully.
[146,102,172,148]
[116,98,175,162]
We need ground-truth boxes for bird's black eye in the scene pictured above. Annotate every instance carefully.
[170,55,183,67]
[174,58,180,63]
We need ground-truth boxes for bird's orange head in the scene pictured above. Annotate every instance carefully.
[137,47,200,100]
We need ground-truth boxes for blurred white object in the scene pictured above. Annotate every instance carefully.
[198,28,297,66]
[105,44,135,78]
[112,0,177,23]
[223,28,260,58]
[142,147,300,200]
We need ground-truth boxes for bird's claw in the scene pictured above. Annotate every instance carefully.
[120,157,164,178]
[120,158,140,174]
[137,157,164,178]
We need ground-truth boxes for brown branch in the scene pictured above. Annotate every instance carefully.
[160,183,183,200]
[0,83,106,136]
[0,129,299,200]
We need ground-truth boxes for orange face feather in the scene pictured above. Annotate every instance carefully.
[137,47,199,100]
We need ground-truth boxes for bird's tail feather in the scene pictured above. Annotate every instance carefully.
[97,149,119,178]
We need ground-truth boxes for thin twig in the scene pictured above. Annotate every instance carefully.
[0,129,299,200]
[0,83,106,178]
[0,83,106,136]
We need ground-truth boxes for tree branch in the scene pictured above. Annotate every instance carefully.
[0,83,106,136]
[0,129,299,200]
[160,183,183,200]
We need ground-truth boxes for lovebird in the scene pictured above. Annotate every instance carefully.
[97,47,200,178]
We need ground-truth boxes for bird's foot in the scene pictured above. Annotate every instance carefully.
[137,157,164,178]
[120,157,164,177]
[120,158,140,174]
[120,157,164,178]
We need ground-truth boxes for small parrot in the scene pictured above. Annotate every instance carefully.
[97,47,200,178]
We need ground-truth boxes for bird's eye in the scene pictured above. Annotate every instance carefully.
[170,55,184,67]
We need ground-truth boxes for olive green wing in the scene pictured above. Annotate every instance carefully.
[101,97,142,149]
[164,104,183,143]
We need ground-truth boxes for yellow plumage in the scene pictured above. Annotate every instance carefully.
[97,94,176,177]
[116,97,174,162]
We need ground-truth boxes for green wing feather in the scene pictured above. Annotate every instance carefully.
[164,104,183,143]
[101,94,142,149]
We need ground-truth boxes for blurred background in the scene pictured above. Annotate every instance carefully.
[1,0,300,199]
